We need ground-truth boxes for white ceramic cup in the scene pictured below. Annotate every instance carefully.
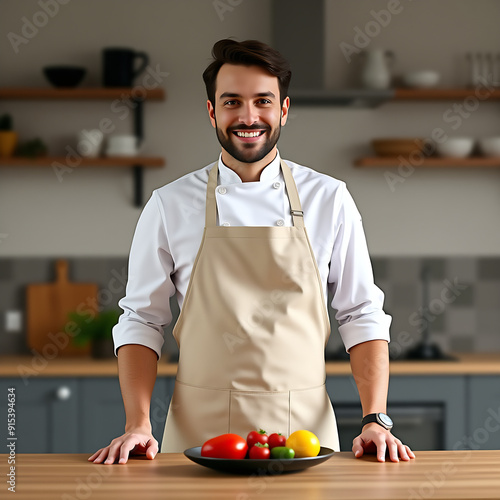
[76,129,104,158]
[106,135,139,156]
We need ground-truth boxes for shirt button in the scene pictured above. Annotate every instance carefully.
[273,182,281,189]
[217,186,227,195]
[222,222,231,227]
[276,219,285,226]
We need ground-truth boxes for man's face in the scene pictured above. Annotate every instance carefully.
[207,64,289,164]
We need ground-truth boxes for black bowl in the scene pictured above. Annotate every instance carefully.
[184,446,335,475]
[43,66,86,88]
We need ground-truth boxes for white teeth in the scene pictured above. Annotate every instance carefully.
[236,131,261,137]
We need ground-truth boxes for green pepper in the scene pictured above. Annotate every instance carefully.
[270,446,295,459]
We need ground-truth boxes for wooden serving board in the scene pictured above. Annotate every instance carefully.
[26,259,99,356]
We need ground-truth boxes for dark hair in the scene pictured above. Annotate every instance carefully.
[202,39,292,106]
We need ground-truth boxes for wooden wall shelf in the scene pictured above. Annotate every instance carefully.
[394,88,500,100]
[0,156,165,167]
[0,87,165,100]
[355,157,500,167]
[1,86,166,206]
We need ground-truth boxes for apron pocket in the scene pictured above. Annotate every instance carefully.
[229,390,290,437]
[290,384,340,452]
[162,381,230,452]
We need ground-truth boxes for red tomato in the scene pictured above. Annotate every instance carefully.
[201,433,248,459]
[247,429,268,448]
[249,443,270,459]
[268,433,287,449]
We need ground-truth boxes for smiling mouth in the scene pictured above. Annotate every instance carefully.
[232,130,266,138]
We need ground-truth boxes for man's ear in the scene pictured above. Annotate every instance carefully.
[280,96,290,126]
[207,100,216,128]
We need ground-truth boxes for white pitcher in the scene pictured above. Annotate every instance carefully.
[360,49,395,89]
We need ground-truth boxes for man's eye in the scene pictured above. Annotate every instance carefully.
[224,100,238,106]
[258,99,271,104]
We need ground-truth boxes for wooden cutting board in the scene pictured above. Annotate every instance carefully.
[26,259,99,356]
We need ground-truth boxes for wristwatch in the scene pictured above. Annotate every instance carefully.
[361,412,393,430]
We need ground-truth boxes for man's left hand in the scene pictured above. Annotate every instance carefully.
[352,423,416,462]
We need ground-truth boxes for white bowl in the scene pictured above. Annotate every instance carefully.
[402,70,440,88]
[478,137,500,157]
[105,148,138,157]
[435,138,475,158]
[108,135,137,147]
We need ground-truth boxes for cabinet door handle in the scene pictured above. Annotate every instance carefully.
[56,386,72,400]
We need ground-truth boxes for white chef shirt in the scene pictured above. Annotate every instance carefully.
[113,151,391,359]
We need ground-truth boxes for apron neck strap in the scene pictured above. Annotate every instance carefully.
[206,159,304,228]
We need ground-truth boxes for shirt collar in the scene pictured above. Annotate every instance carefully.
[217,150,281,184]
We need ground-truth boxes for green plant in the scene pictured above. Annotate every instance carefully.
[15,138,48,157]
[0,114,13,131]
[68,309,121,347]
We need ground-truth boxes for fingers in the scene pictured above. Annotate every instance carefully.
[88,448,103,461]
[117,438,141,464]
[145,439,159,460]
[387,442,399,462]
[352,436,364,458]
[376,440,387,462]
[89,434,159,465]
[405,445,416,460]
[353,428,416,462]
[91,447,111,464]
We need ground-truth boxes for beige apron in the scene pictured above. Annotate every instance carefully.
[161,159,339,453]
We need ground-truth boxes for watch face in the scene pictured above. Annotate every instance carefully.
[378,413,393,427]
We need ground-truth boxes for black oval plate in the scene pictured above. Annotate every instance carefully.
[183,446,334,475]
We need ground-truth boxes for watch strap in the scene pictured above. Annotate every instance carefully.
[361,413,393,430]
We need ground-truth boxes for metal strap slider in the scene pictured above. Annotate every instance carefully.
[290,209,304,217]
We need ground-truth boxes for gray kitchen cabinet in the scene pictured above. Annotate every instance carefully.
[80,376,173,454]
[0,378,79,453]
[467,376,500,450]
[326,375,466,452]
[0,376,175,453]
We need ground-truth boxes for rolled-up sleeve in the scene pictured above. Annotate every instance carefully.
[328,184,391,353]
[112,190,175,360]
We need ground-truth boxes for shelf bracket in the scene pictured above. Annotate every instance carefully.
[132,96,145,207]
[132,165,143,207]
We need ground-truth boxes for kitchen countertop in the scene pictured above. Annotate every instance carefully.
[4,451,500,499]
[1,353,500,377]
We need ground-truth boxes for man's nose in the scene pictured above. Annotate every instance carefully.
[238,103,258,126]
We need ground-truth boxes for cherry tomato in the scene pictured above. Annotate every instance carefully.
[268,433,287,449]
[247,429,268,448]
[249,443,270,459]
[201,433,248,459]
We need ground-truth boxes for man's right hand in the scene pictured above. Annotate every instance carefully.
[88,427,158,465]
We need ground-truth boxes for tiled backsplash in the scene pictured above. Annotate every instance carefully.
[1,257,499,357]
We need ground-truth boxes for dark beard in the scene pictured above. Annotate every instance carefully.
[215,121,281,164]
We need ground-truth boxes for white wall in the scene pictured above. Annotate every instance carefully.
[1,0,500,257]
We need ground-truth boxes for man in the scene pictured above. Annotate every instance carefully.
[89,39,415,465]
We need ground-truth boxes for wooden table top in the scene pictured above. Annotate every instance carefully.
[2,352,500,377]
[4,450,500,499]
